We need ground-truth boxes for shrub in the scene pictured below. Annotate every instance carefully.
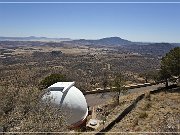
[40,74,68,89]
[139,111,148,119]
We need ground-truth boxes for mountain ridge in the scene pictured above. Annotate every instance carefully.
[0,36,180,46]
[64,37,133,46]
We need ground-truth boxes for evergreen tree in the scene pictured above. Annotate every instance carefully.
[160,47,180,87]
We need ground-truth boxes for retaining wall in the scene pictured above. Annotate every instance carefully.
[95,94,145,134]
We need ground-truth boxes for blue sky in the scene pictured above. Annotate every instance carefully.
[0,1,180,42]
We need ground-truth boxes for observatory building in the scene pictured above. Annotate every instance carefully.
[42,82,88,128]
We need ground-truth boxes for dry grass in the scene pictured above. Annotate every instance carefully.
[11,46,107,56]
[108,91,180,133]
[86,92,146,132]
[0,85,68,133]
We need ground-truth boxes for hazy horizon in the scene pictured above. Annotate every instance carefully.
[0,35,180,43]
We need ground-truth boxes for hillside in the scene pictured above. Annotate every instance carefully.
[106,90,180,133]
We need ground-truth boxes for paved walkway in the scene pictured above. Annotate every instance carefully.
[85,83,165,107]
[128,83,165,93]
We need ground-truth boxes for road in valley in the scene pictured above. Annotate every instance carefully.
[85,83,165,107]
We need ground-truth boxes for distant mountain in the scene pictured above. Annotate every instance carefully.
[64,37,133,46]
[0,36,179,56]
[172,43,180,47]
[64,37,177,56]
[0,36,72,42]
[122,43,176,56]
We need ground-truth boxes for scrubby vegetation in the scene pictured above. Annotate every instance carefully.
[39,74,68,89]
[0,41,179,133]
[108,90,180,133]
[0,85,67,132]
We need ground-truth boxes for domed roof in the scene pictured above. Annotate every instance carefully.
[42,82,88,126]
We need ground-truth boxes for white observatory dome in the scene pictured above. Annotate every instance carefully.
[42,82,88,127]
